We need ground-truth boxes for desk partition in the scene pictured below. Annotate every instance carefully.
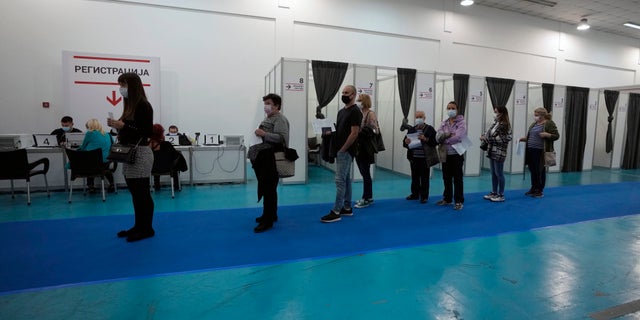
[190,145,246,184]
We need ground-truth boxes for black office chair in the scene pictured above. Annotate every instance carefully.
[65,148,111,203]
[152,142,185,199]
[308,136,321,166]
[0,148,50,205]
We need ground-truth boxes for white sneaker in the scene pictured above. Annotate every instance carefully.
[490,194,505,202]
[483,192,497,200]
[354,199,372,208]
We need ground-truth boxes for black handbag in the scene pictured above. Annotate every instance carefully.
[107,139,141,164]
[374,125,385,152]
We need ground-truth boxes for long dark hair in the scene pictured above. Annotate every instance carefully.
[118,72,148,120]
[494,106,511,132]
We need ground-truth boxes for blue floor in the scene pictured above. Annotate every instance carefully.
[1,166,640,319]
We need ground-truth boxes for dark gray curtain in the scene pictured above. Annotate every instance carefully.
[542,83,554,113]
[486,77,515,109]
[622,93,640,169]
[397,68,416,131]
[604,90,620,153]
[311,60,348,119]
[453,74,469,116]
[562,86,589,172]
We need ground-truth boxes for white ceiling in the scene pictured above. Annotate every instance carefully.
[475,0,640,40]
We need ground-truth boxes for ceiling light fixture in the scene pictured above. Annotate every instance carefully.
[523,0,557,7]
[577,18,590,31]
[460,0,474,6]
[623,22,640,30]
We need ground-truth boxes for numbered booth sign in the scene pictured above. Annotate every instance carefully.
[166,134,180,146]
[203,134,220,146]
[33,134,58,147]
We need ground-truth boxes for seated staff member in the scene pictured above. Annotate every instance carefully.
[51,116,82,145]
[166,125,192,145]
[150,124,187,191]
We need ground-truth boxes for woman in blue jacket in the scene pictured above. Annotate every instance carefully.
[79,118,115,193]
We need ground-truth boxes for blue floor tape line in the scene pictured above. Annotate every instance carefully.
[1,182,639,294]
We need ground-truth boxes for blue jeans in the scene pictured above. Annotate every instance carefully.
[333,151,353,212]
[489,158,505,195]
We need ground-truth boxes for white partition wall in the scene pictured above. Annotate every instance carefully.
[416,72,437,126]
[278,58,309,184]
[393,76,415,176]
[551,86,566,173]
[509,81,528,174]
[582,89,600,170]
[464,76,485,176]
[611,92,629,169]
[376,71,396,172]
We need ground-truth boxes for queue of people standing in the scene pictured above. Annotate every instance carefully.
[80,76,559,237]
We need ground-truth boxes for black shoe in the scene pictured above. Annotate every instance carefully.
[87,186,97,194]
[524,189,535,196]
[117,227,135,238]
[321,211,342,223]
[254,222,273,233]
[107,185,116,194]
[126,229,155,242]
[406,194,419,200]
[255,216,278,223]
[339,207,353,216]
[420,198,427,204]
[436,199,452,206]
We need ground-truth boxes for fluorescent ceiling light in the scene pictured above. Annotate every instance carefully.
[623,22,640,30]
[577,18,590,31]
[460,0,474,6]
[523,0,557,7]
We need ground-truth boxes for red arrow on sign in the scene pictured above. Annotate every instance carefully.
[106,90,122,106]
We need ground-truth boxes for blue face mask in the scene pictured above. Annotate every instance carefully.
[61,126,71,132]
[119,87,128,98]
[447,110,457,118]
[415,118,425,125]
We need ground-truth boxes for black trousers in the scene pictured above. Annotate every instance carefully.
[125,177,155,232]
[409,157,430,200]
[526,148,546,192]
[252,150,279,224]
[441,154,464,204]
[355,157,373,200]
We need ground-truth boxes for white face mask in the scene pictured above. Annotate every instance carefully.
[415,118,425,125]
[263,104,273,114]
[119,87,128,98]
[534,116,541,122]
[447,110,457,118]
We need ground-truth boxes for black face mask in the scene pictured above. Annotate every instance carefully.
[341,94,351,104]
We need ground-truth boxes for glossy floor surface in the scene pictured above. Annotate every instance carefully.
[1,165,640,319]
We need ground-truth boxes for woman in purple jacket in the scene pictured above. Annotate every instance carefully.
[436,101,467,211]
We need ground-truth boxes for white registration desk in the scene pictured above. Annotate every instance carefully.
[0,145,246,192]
[189,145,246,184]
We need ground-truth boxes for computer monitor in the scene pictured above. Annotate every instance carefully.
[65,132,85,148]
[224,135,244,146]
